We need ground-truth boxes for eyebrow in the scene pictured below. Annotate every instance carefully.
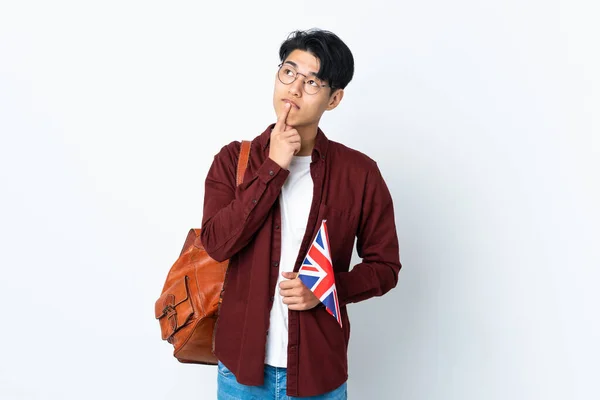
[284,60,319,77]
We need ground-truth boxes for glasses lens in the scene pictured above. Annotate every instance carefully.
[278,65,296,84]
[303,77,323,95]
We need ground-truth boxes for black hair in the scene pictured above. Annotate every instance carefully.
[278,28,354,91]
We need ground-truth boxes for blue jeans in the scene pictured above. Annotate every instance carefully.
[217,360,348,399]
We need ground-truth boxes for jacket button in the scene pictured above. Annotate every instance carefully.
[273,261,279,267]
[270,296,274,302]
[275,225,280,230]
[269,170,274,176]
[252,199,257,204]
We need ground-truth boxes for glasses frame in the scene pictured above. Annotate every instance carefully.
[277,63,331,95]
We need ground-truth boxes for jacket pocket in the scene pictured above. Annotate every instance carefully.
[316,203,358,271]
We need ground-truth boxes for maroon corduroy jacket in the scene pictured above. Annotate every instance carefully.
[201,123,402,397]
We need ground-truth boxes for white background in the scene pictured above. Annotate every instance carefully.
[1,1,598,399]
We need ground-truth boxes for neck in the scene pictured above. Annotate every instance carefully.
[294,124,318,156]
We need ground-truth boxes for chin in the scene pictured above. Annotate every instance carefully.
[287,116,304,127]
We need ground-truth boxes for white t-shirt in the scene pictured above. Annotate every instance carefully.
[264,154,313,367]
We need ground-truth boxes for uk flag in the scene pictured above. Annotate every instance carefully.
[298,220,342,328]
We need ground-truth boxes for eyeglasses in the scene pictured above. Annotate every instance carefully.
[277,63,331,95]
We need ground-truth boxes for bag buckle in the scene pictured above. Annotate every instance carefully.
[162,304,176,317]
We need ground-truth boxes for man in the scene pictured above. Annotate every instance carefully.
[201,28,401,399]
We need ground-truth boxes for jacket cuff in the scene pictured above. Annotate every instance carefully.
[256,157,290,186]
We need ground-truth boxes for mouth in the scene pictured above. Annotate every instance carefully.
[282,99,300,109]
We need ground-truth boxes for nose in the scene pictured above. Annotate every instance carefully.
[288,77,303,97]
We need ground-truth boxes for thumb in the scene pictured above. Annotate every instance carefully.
[282,272,298,279]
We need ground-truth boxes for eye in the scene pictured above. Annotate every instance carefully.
[284,68,295,77]
[306,79,319,87]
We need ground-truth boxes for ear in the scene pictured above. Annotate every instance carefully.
[325,88,344,111]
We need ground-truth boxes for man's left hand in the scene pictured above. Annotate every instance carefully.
[279,272,321,311]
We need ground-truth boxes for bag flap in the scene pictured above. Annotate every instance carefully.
[155,276,195,340]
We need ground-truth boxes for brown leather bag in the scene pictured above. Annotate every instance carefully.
[155,140,251,364]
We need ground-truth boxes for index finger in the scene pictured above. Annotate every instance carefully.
[274,102,291,132]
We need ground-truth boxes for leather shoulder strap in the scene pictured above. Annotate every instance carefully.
[236,140,251,186]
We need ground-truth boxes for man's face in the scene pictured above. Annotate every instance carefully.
[272,49,343,130]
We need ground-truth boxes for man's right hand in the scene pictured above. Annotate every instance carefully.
[268,102,301,170]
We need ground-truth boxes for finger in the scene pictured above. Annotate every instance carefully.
[282,130,300,139]
[280,288,301,297]
[282,296,303,305]
[274,102,291,132]
[287,302,308,311]
[279,279,300,290]
[286,139,302,151]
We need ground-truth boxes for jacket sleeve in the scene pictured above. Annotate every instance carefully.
[335,163,401,306]
[200,142,289,262]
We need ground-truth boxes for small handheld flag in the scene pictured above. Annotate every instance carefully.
[297,220,342,327]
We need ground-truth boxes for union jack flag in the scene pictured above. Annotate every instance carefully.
[298,219,342,328]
